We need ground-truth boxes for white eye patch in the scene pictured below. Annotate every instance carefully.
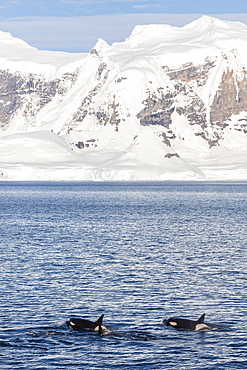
[169,321,178,326]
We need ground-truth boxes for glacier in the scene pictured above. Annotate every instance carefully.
[1,15,247,181]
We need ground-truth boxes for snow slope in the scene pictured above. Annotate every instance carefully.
[1,16,247,181]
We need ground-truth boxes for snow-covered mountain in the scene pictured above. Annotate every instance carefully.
[1,15,247,181]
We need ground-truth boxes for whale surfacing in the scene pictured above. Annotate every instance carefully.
[165,313,211,331]
[68,314,107,334]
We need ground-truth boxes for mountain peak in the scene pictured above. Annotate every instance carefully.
[184,15,228,29]
[90,38,110,58]
[184,15,247,35]
[113,16,247,55]
[0,30,31,47]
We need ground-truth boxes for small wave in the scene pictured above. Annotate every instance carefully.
[0,340,14,347]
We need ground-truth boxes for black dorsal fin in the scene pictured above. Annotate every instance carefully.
[197,313,206,323]
[96,314,104,326]
[96,314,104,334]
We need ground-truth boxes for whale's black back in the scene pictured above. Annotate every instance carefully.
[68,314,104,332]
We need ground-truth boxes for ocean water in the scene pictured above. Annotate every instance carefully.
[0,181,246,369]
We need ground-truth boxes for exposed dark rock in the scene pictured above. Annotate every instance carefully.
[137,91,174,127]
[73,64,109,124]
[164,153,180,158]
[0,69,77,129]
[136,58,247,148]
[1,49,247,154]
[75,141,84,149]
[164,58,215,86]
[115,77,127,83]
[159,132,171,147]
[210,68,247,127]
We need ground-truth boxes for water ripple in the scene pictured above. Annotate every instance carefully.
[0,181,246,369]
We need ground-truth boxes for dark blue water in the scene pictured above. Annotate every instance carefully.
[0,181,246,369]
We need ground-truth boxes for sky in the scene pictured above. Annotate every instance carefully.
[0,0,247,52]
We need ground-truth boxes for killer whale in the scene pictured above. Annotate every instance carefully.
[68,314,107,334]
[165,313,211,331]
